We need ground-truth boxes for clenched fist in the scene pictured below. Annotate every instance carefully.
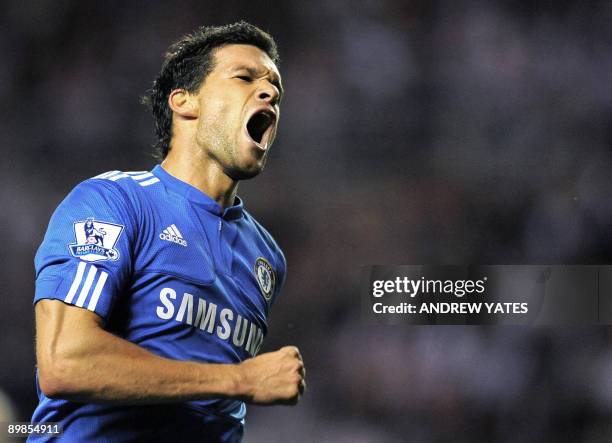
[238,346,306,405]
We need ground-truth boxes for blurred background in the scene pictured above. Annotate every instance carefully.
[1,0,611,441]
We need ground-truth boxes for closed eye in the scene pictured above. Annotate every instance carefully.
[236,75,252,82]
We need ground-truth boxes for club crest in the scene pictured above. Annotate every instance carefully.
[254,257,275,301]
[68,218,124,262]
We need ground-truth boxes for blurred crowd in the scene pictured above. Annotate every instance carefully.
[1,1,610,441]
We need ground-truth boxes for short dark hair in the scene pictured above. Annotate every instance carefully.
[142,21,279,159]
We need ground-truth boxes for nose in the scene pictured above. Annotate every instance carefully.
[257,81,280,105]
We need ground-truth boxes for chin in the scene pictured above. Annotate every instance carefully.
[225,160,266,181]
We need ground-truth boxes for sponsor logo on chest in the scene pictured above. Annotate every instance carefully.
[156,287,265,357]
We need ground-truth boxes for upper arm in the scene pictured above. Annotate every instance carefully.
[33,179,136,395]
[35,298,104,358]
[35,299,106,396]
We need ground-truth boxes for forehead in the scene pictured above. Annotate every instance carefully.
[211,44,280,78]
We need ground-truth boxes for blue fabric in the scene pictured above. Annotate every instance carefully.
[30,166,286,442]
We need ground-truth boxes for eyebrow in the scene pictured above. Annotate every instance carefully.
[232,65,284,97]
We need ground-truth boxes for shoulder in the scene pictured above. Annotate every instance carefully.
[74,169,162,205]
[57,169,161,229]
[86,170,161,194]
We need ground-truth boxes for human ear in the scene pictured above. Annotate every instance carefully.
[168,89,198,118]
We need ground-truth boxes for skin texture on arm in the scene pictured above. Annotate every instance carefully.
[35,299,305,405]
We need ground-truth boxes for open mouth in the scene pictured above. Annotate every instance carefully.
[246,110,276,146]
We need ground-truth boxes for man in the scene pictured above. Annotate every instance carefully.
[30,22,305,442]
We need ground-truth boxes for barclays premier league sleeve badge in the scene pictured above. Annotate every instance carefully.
[68,218,124,262]
[254,257,275,302]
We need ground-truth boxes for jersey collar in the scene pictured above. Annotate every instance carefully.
[152,165,244,220]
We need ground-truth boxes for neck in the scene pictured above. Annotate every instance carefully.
[161,146,239,210]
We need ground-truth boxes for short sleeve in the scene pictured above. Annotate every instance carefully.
[34,179,136,322]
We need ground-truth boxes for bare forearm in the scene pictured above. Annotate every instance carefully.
[36,300,304,406]
[40,325,243,404]
[36,300,244,404]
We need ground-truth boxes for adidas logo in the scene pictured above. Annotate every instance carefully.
[159,224,187,247]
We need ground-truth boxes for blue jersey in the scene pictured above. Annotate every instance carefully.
[29,165,286,443]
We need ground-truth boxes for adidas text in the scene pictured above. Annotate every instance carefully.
[160,225,188,247]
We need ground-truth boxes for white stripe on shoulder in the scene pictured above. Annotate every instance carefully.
[93,171,120,180]
[130,172,154,181]
[87,271,108,312]
[108,173,131,181]
[92,169,160,188]
[65,262,87,304]
[75,265,98,307]
[139,177,160,187]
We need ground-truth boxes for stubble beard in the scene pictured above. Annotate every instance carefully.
[197,119,266,182]
[223,149,266,181]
